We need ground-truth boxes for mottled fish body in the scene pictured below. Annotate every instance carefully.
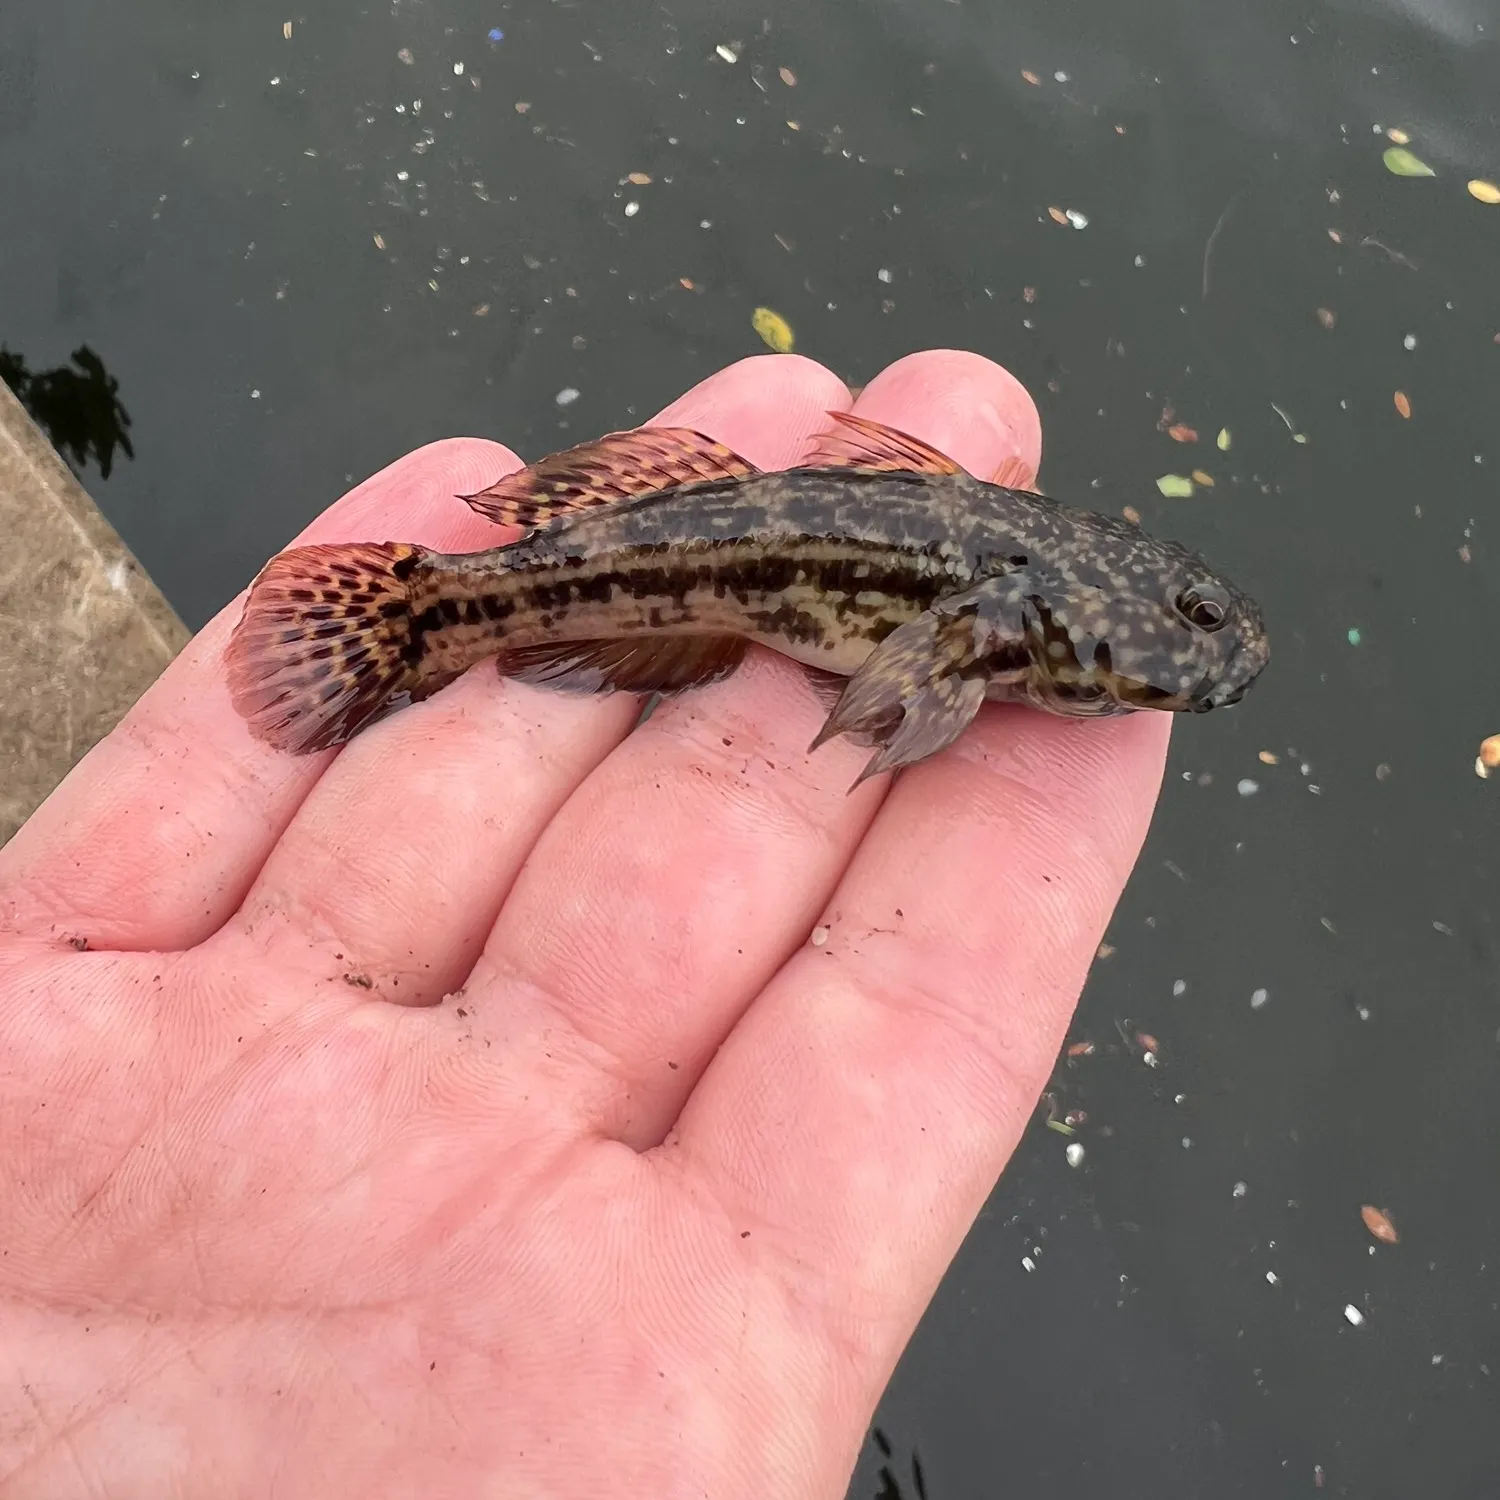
[227,412,1268,786]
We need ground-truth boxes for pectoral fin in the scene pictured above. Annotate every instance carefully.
[809,572,1047,787]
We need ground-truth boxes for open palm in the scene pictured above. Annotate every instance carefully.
[0,351,1168,1499]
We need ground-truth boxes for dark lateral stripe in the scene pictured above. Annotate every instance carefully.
[512,547,944,616]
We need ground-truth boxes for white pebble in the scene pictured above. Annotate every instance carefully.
[453,61,465,76]
[555,387,580,406]
[1251,988,1269,1009]
[1065,208,1089,229]
[1266,1271,1279,1285]
[1233,1180,1248,1198]
[1065,1142,1085,1168]
[877,267,893,283]
[1053,69,1070,81]
[1021,1255,1036,1272]
[624,200,640,217]
[1237,778,1260,797]
[1344,1304,1365,1327]
[1403,333,1417,349]
[1172,979,1186,997]
[810,925,830,947]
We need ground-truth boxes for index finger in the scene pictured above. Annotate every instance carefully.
[0,438,526,950]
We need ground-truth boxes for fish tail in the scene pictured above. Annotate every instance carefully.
[226,541,441,753]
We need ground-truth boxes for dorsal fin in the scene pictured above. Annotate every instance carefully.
[458,427,759,529]
[794,410,965,476]
[990,453,1040,492]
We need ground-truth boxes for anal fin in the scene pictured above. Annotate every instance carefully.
[497,634,749,697]
[459,428,759,530]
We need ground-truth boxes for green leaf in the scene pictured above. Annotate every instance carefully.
[1383,146,1435,178]
[1156,473,1195,498]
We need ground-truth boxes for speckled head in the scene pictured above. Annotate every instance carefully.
[1009,529,1269,717]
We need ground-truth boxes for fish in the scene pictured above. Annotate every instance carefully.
[225,411,1269,788]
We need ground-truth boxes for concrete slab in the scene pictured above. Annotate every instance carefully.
[0,381,189,846]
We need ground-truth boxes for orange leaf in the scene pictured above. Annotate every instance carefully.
[1167,423,1199,443]
[1361,1205,1399,1244]
[1021,69,1041,85]
[1047,206,1068,225]
[1394,390,1412,419]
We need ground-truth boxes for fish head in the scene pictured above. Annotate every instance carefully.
[1010,535,1269,717]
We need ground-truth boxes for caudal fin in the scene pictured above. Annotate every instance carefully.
[225,541,431,754]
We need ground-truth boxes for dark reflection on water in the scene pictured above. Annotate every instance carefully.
[4,0,1500,1494]
[0,343,134,479]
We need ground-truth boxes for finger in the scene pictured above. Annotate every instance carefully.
[481,350,1042,1148]
[226,355,854,1009]
[673,701,1170,1371]
[0,439,525,953]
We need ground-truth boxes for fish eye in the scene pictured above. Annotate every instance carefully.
[1174,585,1229,632]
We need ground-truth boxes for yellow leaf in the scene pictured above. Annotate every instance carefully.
[1191,469,1215,487]
[1216,428,1231,451]
[1468,179,1500,204]
[627,171,652,185]
[1385,127,1410,145]
[752,306,795,353]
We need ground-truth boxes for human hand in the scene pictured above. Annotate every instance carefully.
[0,350,1169,1499]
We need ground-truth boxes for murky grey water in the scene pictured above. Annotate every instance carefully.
[5,0,1499,1493]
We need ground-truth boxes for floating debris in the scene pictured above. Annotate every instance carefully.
[1347,627,1362,646]
[751,305,794,353]
[1317,307,1336,329]
[1382,145,1434,177]
[283,20,293,39]
[1361,1205,1399,1244]
[397,46,415,65]
[1394,390,1412,419]
[1121,505,1141,524]
[1156,473,1195,498]
[488,27,505,43]
[715,43,739,64]
[1468,179,1500,204]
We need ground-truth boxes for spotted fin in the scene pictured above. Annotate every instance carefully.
[809,573,1040,787]
[796,411,965,476]
[459,428,760,529]
[497,634,749,697]
[226,542,439,754]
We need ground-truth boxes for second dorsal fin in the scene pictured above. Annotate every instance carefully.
[795,410,966,476]
[459,427,760,529]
